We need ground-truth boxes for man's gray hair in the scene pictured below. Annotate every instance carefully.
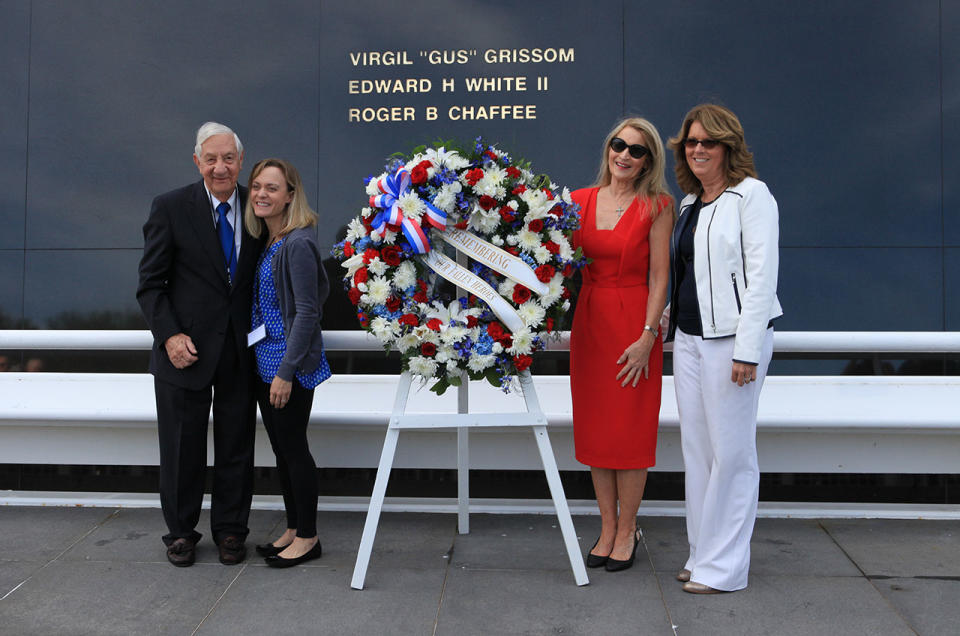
[194,121,243,157]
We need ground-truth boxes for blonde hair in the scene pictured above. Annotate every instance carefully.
[594,117,674,219]
[243,158,317,238]
[668,103,757,195]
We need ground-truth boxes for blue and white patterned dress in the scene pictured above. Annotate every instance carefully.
[252,239,330,389]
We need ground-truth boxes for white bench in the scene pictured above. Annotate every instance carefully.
[2,371,958,473]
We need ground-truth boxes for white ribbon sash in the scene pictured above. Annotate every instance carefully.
[419,251,525,333]
[438,227,549,296]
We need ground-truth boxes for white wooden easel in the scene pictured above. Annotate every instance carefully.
[350,369,589,589]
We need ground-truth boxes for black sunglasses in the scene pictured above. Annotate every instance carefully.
[610,137,650,159]
[683,137,722,150]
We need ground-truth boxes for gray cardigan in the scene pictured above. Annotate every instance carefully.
[270,227,330,382]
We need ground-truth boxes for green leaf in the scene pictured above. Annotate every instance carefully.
[429,377,450,396]
[484,368,501,387]
[447,375,463,387]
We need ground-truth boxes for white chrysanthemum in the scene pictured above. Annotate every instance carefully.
[507,327,534,355]
[533,245,551,264]
[366,176,385,197]
[396,333,420,353]
[558,239,573,261]
[539,273,564,307]
[408,356,438,378]
[498,279,516,297]
[561,187,573,204]
[517,229,541,251]
[397,191,425,223]
[382,227,398,244]
[357,282,368,293]
[341,253,365,277]
[367,257,387,276]
[517,302,546,328]
[435,345,457,364]
[506,234,518,245]
[477,165,505,188]
[521,187,548,211]
[392,261,416,291]
[432,182,462,212]
[369,230,381,242]
[492,342,503,354]
[346,218,367,242]
[364,276,391,305]
[370,316,399,343]
[490,234,504,246]
[440,325,468,345]
[467,354,496,372]
[361,206,374,219]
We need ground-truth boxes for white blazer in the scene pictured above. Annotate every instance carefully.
[672,176,783,364]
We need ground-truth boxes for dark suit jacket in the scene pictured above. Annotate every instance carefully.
[137,180,263,390]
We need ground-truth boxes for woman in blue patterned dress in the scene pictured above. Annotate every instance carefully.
[243,158,330,568]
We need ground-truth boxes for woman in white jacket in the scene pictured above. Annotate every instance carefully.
[665,104,783,594]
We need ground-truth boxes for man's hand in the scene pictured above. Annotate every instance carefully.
[164,333,198,369]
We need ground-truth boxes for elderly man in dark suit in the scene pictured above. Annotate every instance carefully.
[137,122,263,567]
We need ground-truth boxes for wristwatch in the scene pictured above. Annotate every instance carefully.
[643,325,658,338]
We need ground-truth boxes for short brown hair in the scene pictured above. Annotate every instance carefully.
[668,104,757,195]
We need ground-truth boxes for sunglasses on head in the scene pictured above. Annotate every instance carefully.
[610,137,650,159]
[683,137,722,150]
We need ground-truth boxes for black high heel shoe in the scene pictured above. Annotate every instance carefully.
[586,536,610,568]
[605,529,640,572]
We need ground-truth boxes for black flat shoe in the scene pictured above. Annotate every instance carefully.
[264,541,322,568]
[586,536,609,568]
[605,529,640,572]
[255,542,290,557]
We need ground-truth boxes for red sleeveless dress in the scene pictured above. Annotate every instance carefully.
[569,187,666,469]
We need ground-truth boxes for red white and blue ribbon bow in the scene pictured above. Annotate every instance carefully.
[368,168,447,254]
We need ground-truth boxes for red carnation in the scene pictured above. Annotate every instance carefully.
[426,318,442,331]
[417,279,428,291]
[465,168,484,186]
[512,285,531,304]
[362,248,379,264]
[561,287,571,299]
[562,263,574,277]
[410,160,432,185]
[348,287,362,305]
[549,204,563,217]
[484,150,499,161]
[353,268,369,285]
[506,166,522,178]
[528,218,544,232]
[466,315,479,328]
[478,195,497,210]
[357,311,368,327]
[361,215,374,232]
[413,290,428,303]
[386,222,401,233]
[543,189,554,200]
[455,220,469,229]
[505,246,520,256]
[535,264,556,282]
[545,317,555,332]
[381,245,402,267]
[512,184,527,195]
[513,354,533,372]
[544,241,560,255]
[343,241,354,257]
[421,342,437,357]
[487,322,506,340]
[386,296,402,312]
[499,207,516,222]
[399,313,419,327]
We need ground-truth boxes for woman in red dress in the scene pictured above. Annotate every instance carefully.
[570,117,674,571]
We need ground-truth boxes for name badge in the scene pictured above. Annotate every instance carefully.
[247,324,266,347]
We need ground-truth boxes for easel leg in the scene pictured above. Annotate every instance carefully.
[457,427,469,534]
[533,425,590,586]
[351,426,400,590]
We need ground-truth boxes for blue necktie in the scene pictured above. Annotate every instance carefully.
[216,202,237,282]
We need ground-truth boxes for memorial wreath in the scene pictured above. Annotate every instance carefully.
[333,139,586,393]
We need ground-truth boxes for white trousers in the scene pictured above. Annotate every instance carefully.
[673,327,773,591]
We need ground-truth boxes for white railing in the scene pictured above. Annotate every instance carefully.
[1,330,959,518]
[3,329,960,352]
